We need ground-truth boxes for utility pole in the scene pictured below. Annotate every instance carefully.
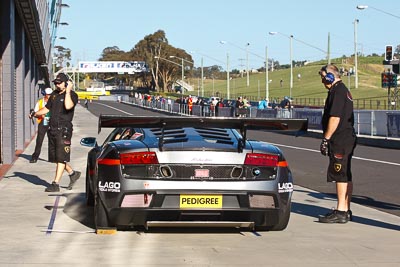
[327,32,331,64]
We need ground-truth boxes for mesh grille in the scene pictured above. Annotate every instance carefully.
[123,165,277,181]
[168,165,238,180]
[249,195,276,208]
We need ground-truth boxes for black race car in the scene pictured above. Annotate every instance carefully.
[80,115,307,232]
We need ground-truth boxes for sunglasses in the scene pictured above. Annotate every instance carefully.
[53,81,63,85]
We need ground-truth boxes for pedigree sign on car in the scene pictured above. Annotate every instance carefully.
[180,195,223,208]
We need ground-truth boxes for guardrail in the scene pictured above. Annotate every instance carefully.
[122,96,400,139]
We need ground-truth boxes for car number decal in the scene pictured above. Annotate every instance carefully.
[180,195,222,209]
[194,169,209,178]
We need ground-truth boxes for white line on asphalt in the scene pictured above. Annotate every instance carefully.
[95,102,133,115]
[269,143,400,167]
[41,229,95,234]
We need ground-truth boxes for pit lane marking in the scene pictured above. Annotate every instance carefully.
[95,102,133,115]
[269,143,400,167]
[46,195,60,235]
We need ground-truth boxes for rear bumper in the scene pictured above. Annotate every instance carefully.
[108,208,281,229]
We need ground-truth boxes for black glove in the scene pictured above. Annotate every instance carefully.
[29,109,35,124]
[320,138,330,156]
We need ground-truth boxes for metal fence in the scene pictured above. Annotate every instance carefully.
[124,96,400,138]
[293,98,394,110]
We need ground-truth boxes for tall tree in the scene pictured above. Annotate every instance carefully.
[99,46,128,61]
[130,30,168,91]
[130,30,193,92]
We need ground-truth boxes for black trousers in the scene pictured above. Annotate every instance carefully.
[32,121,49,159]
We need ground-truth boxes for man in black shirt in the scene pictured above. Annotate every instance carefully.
[29,73,81,192]
[318,64,357,223]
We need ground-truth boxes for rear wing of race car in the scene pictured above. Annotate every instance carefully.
[99,115,308,152]
[99,115,307,133]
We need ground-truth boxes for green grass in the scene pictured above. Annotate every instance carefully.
[184,56,392,109]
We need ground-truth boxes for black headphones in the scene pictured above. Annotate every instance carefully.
[320,66,335,84]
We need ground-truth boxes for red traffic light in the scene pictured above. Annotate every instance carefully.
[385,45,393,61]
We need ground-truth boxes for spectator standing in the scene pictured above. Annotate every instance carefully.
[188,95,193,115]
[243,96,251,108]
[279,96,291,118]
[29,73,81,192]
[30,87,52,163]
[215,98,224,116]
[258,98,269,109]
[167,97,172,112]
[318,64,357,224]
[235,96,244,117]
[280,96,290,109]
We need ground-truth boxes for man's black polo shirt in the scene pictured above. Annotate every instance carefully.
[321,81,355,141]
[46,91,79,129]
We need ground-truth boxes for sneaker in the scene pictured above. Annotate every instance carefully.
[347,210,353,221]
[319,209,349,224]
[29,158,38,163]
[45,182,60,192]
[66,171,81,190]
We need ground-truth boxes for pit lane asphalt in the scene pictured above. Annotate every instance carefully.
[0,102,399,266]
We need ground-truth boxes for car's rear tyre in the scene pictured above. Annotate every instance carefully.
[85,167,94,206]
[256,204,291,231]
[94,192,110,229]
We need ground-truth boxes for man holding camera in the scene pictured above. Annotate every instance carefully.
[29,73,80,192]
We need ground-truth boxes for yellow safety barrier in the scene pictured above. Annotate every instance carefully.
[76,91,110,100]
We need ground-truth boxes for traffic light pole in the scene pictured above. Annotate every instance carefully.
[388,85,399,110]
[382,57,399,110]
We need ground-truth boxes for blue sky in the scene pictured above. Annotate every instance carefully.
[58,0,400,71]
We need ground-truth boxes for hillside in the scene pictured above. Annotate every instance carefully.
[185,57,391,109]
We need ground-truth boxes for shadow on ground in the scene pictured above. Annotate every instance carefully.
[293,189,400,231]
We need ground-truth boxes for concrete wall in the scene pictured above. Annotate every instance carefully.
[0,0,53,166]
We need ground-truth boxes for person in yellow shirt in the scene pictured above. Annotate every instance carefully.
[30,88,52,163]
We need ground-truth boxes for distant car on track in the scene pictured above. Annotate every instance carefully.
[80,115,308,232]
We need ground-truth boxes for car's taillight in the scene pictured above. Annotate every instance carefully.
[120,152,159,165]
[98,158,120,165]
[244,153,286,167]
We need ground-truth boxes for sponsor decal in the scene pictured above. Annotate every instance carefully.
[278,182,294,193]
[334,163,342,172]
[194,169,209,178]
[180,195,222,208]
[334,153,343,160]
[99,181,121,192]
[64,146,70,153]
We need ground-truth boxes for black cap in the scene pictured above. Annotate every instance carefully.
[52,73,68,83]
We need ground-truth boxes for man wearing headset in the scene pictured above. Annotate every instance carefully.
[29,73,81,192]
[318,64,357,223]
